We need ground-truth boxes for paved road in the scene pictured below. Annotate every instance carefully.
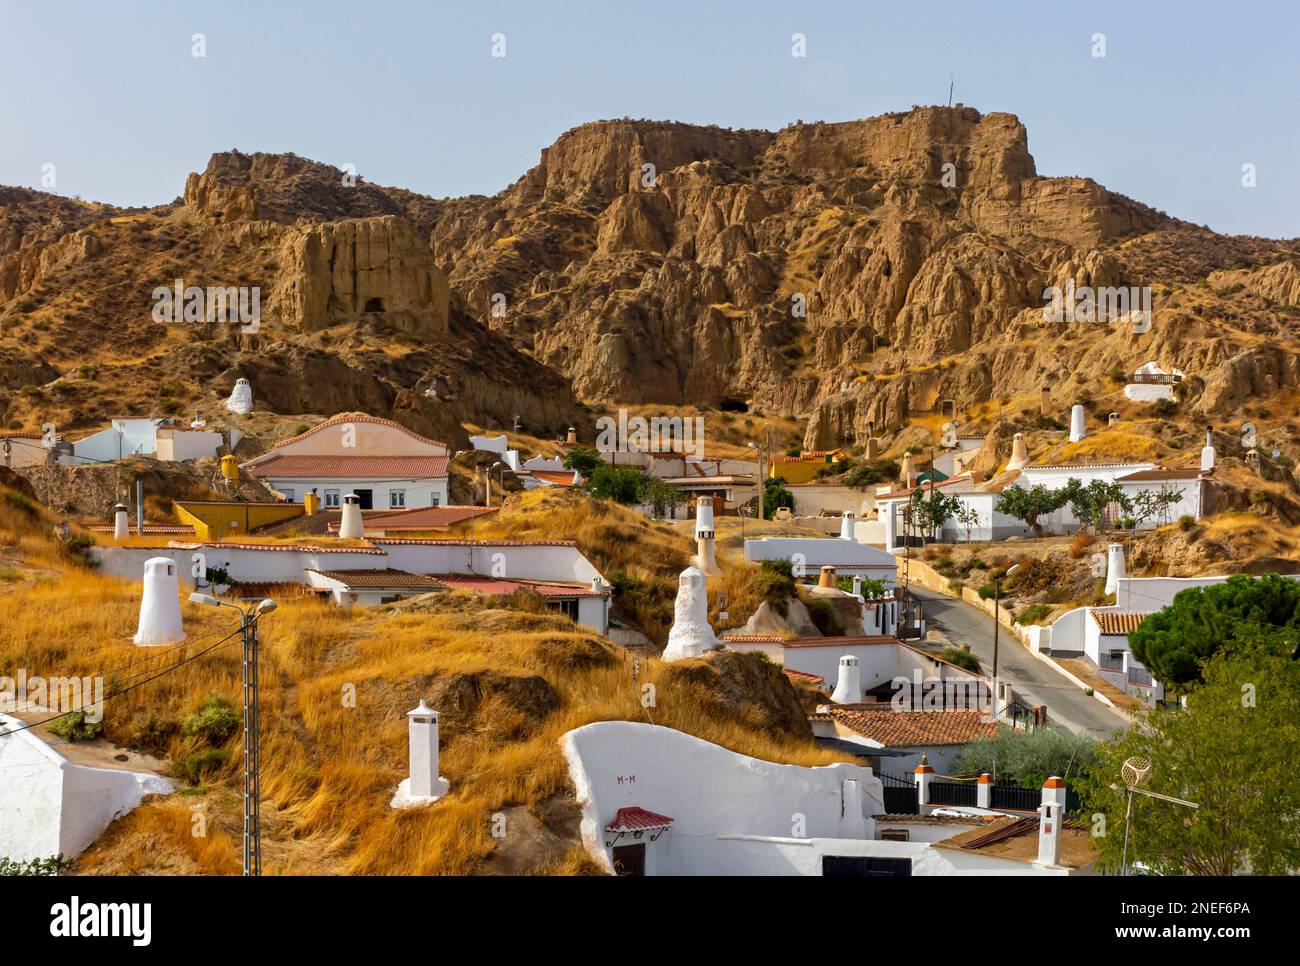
[909,587,1129,739]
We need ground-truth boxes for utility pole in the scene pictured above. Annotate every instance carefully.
[188,594,276,876]
[241,606,261,877]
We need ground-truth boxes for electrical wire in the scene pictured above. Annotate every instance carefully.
[0,624,244,738]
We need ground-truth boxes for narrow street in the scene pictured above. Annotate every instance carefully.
[909,587,1130,739]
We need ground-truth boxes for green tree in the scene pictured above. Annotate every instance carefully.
[762,476,794,519]
[993,484,1068,538]
[907,487,961,538]
[1130,484,1184,529]
[638,476,686,520]
[1075,640,1300,875]
[955,502,981,542]
[1062,477,1132,532]
[585,465,644,504]
[562,446,603,477]
[1129,573,1300,687]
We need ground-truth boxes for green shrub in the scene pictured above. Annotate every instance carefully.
[977,584,997,600]
[3,492,38,516]
[941,647,981,672]
[48,710,102,743]
[752,559,796,616]
[173,747,228,785]
[1016,603,1053,625]
[0,854,72,876]
[182,695,240,744]
[807,598,844,637]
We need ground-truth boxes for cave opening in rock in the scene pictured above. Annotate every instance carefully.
[364,297,385,313]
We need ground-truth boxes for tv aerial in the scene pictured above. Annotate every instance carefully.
[1119,755,1199,876]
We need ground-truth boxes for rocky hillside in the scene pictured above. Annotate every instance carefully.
[2,106,1298,453]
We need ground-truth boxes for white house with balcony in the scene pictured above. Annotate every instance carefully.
[241,412,450,510]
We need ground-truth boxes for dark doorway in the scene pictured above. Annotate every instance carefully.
[822,855,912,876]
[354,489,373,510]
[612,844,646,876]
[364,297,385,313]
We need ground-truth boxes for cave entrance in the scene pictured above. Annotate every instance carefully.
[364,297,385,313]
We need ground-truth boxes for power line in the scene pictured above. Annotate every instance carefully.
[0,626,243,738]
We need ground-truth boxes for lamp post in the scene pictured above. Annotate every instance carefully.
[188,592,276,876]
[990,564,1020,713]
[490,461,507,507]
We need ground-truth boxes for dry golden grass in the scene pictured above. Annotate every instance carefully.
[0,487,847,875]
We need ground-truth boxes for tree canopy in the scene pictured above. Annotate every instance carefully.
[994,484,1068,537]
[907,486,961,536]
[562,446,603,477]
[1129,573,1300,687]
[1076,639,1300,875]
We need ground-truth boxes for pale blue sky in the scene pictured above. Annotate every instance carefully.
[2,0,1296,237]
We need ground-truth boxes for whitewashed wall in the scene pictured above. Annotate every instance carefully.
[0,713,172,862]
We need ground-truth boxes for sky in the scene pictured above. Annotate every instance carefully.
[1,0,1296,238]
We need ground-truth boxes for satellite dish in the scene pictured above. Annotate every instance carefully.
[1121,756,1152,789]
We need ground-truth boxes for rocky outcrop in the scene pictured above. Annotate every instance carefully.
[1209,259,1300,306]
[271,216,450,338]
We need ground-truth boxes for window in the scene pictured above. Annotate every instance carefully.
[822,856,912,876]
[390,489,406,509]
[880,828,910,842]
[281,488,294,502]
[324,489,340,508]
[431,495,440,507]
[547,598,580,621]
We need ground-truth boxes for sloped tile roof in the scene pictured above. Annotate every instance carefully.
[605,806,674,833]
[272,412,448,449]
[830,707,998,747]
[246,454,449,480]
[1090,611,1152,635]
[307,568,446,590]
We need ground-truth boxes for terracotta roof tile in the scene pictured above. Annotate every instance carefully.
[306,568,447,590]
[329,505,497,532]
[528,470,580,486]
[439,575,608,597]
[1090,611,1152,634]
[245,454,449,480]
[370,537,578,548]
[271,412,448,449]
[829,707,998,746]
[605,806,674,832]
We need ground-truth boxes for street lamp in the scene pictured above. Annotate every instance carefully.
[188,593,276,876]
[990,563,1020,710]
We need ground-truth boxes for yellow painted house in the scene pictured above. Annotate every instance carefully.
[768,449,848,485]
[173,500,306,542]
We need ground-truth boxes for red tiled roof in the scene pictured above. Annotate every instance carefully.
[1091,611,1152,635]
[439,575,608,597]
[370,537,578,548]
[329,505,498,532]
[1113,468,1202,482]
[605,806,674,833]
[721,634,785,644]
[85,523,196,534]
[186,541,387,554]
[782,635,899,648]
[245,454,449,480]
[271,412,448,449]
[783,667,826,684]
[529,470,580,487]
[875,474,976,501]
[830,708,998,747]
[306,568,447,590]
[0,431,41,439]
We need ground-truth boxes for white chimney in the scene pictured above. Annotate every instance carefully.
[391,699,450,808]
[225,377,253,415]
[1036,777,1068,866]
[661,566,719,661]
[831,655,863,704]
[1200,426,1216,473]
[338,492,364,539]
[1105,543,1126,595]
[839,511,856,541]
[851,575,863,598]
[694,497,718,574]
[1006,432,1030,471]
[134,557,184,646]
[114,503,130,541]
[1069,404,1086,443]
